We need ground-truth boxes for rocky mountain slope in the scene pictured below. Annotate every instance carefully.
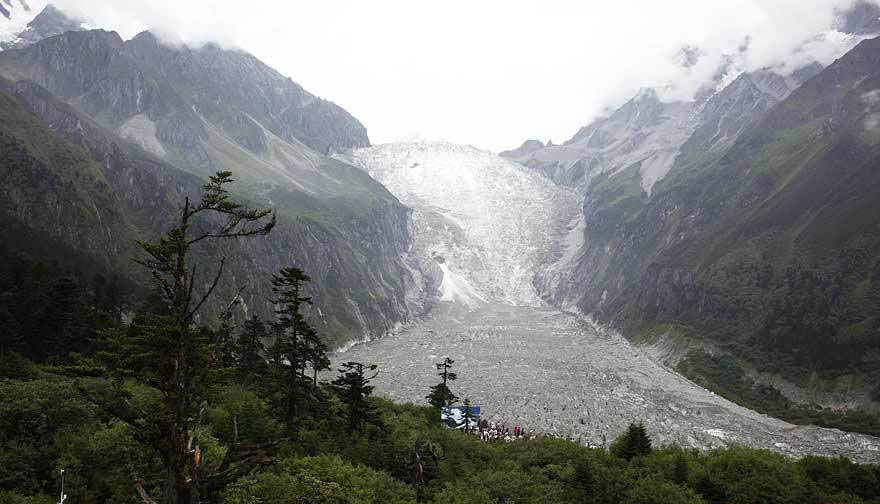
[604,35,880,399]
[332,142,880,462]
[504,22,880,420]
[0,23,423,346]
[500,68,820,196]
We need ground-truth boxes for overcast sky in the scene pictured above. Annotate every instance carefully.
[54,0,869,151]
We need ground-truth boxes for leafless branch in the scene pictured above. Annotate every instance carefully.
[187,258,225,321]
[186,263,197,310]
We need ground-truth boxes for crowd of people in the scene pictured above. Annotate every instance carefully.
[464,419,537,442]
[455,417,606,448]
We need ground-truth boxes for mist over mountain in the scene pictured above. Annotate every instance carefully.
[1,3,880,503]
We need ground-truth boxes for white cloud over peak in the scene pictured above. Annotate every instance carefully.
[52,0,874,151]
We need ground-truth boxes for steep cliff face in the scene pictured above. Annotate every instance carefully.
[502,11,880,410]
[501,89,699,194]
[0,28,421,347]
[522,67,813,314]
[0,29,368,163]
[122,31,369,155]
[535,38,880,408]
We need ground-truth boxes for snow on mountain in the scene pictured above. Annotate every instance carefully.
[503,89,698,195]
[349,142,579,308]
[0,0,48,47]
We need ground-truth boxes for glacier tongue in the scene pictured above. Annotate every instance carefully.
[350,141,579,308]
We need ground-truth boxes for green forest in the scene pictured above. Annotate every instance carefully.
[2,173,878,504]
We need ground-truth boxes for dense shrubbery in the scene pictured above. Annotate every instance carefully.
[2,361,879,504]
[678,349,880,437]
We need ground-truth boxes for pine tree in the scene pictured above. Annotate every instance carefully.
[331,361,380,434]
[426,357,458,409]
[610,422,653,460]
[571,455,594,499]
[216,292,242,370]
[236,315,268,385]
[634,422,653,456]
[44,276,88,359]
[109,171,275,504]
[0,290,22,358]
[269,267,329,430]
[673,451,689,485]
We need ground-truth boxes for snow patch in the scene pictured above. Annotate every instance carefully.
[0,0,47,47]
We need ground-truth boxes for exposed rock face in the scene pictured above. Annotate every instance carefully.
[511,37,880,411]
[0,0,43,45]
[122,31,369,155]
[501,89,698,193]
[0,27,421,347]
[837,0,880,36]
[506,67,811,315]
[0,28,368,168]
[502,24,880,411]
[498,138,544,158]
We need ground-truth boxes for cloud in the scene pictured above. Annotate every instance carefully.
[52,0,873,151]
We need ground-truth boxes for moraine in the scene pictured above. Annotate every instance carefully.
[332,141,880,464]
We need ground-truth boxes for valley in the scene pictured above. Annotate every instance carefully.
[332,142,880,463]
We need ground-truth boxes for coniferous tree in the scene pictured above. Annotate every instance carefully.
[570,454,595,500]
[236,315,269,385]
[0,291,22,358]
[215,292,243,370]
[269,267,329,428]
[673,451,689,485]
[331,361,379,434]
[405,438,442,501]
[635,422,653,455]
[104,171,276,504]
[40,276,89,360]
[426,357,458,409]
[610,422,653,461]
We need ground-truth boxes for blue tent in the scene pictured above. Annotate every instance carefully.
[440,405,480,429]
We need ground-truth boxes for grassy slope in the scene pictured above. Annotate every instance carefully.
[0,86,142,278]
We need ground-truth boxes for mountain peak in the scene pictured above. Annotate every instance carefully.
[0,0,49,47]
[498,138,544,159]
[1,3,82,50]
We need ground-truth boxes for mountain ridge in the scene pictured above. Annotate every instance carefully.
[0,24,426,347]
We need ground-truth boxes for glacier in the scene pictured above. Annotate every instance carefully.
[349,141,580,307]
[332,140,880,463]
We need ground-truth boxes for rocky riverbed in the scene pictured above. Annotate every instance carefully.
[333,302,880,464]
